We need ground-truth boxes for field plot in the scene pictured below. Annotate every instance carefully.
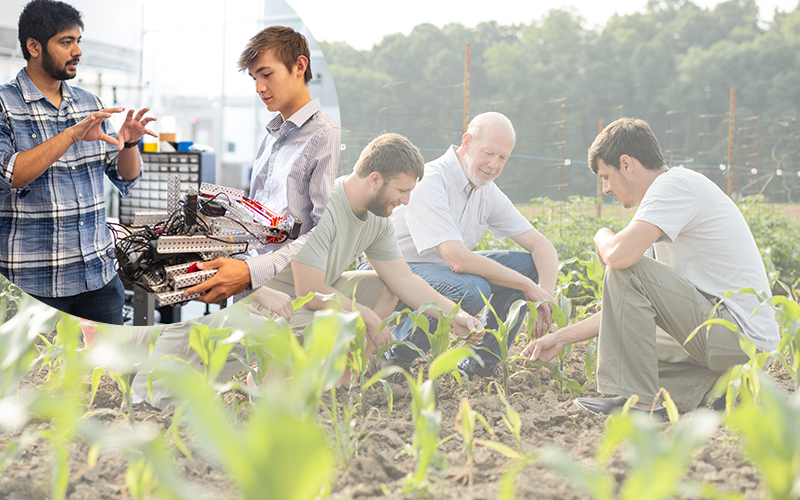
[1,200,799,500]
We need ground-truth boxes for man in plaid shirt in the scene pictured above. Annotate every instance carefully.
[0,0,156,324]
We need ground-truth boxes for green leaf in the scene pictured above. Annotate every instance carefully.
[475,439,521,460]
[429,347,475,381]
[539,447,613,500]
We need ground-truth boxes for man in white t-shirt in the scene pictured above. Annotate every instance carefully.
[522,117,779,415]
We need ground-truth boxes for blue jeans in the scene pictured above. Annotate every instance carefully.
[31,274,125,325]
[381,251,538,373]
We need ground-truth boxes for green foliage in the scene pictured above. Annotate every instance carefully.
[496,389,523,453]
[188,324,235,382]
[542,410,720,500]
[727,381,800,500]
[453,398,493,484]
[0,274,24,322]
[156,361,333,500]
[738,200,800,292]
[325,4,800,148]
[392,347,477,491]
[770,293,800,387]
[322,387,370,472]
[480,296,528,394]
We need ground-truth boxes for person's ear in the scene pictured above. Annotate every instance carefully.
[462,132,472,150]
[294,55,308,78]
[620,154,632,172]
[26,38,42,59]
[368,171,383,190]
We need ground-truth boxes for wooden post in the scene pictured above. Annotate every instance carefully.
[463,44,471,134]
[596,119,604,218]
[727,88,736,198]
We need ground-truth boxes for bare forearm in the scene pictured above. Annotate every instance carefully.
[530,240,558,295]
[116,146,142,181]
[11,130,75,188]
[299,283,383,333]
[554,311,601,347]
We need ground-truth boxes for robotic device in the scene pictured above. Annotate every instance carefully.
[110,174,301,307]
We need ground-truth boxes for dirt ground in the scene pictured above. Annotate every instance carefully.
[1,341,796,500]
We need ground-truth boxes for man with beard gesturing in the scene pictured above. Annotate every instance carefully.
[0,0,155,324]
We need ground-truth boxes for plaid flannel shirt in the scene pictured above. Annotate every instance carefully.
[0,69,140,298]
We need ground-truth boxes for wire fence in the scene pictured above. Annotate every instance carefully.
[337,80,800,219]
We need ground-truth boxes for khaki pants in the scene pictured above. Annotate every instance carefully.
[129,271,389,408]
[128,301,268,408]
[597,256,749,412]
[266,270,389,336]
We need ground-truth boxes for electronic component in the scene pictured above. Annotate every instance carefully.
[111,174,301,307]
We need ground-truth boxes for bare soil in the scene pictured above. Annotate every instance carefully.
[1,341,795,500]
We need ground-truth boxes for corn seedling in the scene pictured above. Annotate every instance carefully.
[767,293,800,388]
[390,346,478,491]
[188,324,237,383]
[452,398,494,485]
[540,408,720,500]
[322,386,372,472]
[686,287,779,414]
[156,364,332,500]
[382,301,466,365]
[726,381,800,500]
[496,387,524,453]
[479,294,527,395]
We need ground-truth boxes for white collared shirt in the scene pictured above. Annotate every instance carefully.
[391,145,531,266]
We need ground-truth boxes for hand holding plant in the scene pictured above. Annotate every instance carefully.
[520,331,564,363]
[451,311,484,345]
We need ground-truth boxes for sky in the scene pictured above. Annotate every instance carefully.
[289,0,800,50]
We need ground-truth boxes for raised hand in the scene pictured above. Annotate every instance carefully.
[68,107,121,146]
[115,108,158,150]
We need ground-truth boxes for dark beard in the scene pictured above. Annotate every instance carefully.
[42,47,77,81]
[366,190,393,218]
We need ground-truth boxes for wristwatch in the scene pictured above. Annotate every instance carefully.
[123,139,141,149]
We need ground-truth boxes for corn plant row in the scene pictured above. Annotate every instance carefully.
[1,267,799,499]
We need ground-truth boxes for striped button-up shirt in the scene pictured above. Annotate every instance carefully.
[243,98,340,290]
[391,145,532,266]
[0,69,140,298]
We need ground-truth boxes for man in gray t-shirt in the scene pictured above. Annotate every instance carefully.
[522,118,779,415]
[273,133,484,358]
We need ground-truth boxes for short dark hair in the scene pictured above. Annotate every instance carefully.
[588,118,665,173]
[237,26,312,83]
[354,134,425,182]
[18,0,84,61]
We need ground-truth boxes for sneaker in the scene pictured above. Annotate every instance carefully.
[461,363,503,380]
[575,396,667,420]
[376,355,411,383]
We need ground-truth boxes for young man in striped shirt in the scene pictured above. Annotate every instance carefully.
[83,26,340,409]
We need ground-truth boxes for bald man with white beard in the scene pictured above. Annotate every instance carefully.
[377,112,559,378]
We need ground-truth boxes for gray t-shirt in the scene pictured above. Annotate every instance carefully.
[633,167,779,351]
[269,176,402,295]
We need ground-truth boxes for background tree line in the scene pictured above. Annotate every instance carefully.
[320,0,800,142]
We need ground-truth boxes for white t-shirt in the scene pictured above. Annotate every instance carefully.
[634,167,779,351]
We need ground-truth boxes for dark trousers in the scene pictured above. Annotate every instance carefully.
[30,275,125,325]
